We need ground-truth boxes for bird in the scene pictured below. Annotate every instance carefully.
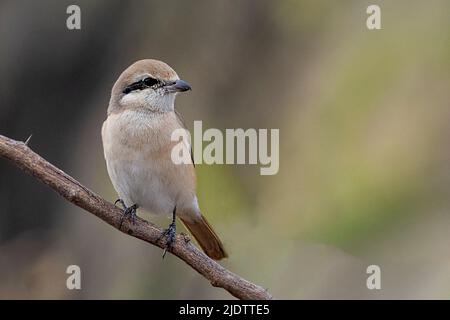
[101,59,227,260]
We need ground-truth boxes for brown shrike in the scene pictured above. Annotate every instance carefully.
[102,59,227,260]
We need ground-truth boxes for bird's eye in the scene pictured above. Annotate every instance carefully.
[143,77,158,87]
[122,77,160,94]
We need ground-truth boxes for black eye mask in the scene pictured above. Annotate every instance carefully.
[123,76,161,94]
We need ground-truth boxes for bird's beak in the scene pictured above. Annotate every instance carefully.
[165,79,192,93]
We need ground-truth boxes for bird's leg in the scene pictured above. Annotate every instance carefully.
[159,206,177,258]
[115,199,138,229]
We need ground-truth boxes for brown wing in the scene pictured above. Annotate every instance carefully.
[174,109,195,167]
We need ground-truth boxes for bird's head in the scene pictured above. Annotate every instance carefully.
[108,59,191,114]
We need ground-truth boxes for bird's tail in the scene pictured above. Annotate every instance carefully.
[180,214,228,260]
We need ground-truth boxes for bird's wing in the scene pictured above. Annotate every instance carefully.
[174,109,195,167]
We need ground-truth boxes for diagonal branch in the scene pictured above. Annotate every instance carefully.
[0,134,272,300]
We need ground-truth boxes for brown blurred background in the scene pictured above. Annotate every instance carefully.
[0,0,449,299]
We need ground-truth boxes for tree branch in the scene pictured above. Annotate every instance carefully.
[0,134,272,300]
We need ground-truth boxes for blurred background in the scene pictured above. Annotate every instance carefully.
[0,0,449,299]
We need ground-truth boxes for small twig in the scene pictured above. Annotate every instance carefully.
[24,134,32,146]
[0,134,272,300]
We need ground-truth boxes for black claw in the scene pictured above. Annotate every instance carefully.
[115,199,126,210]
[118,203,138,229]
[160,222,176,258]
[159,206,177,258]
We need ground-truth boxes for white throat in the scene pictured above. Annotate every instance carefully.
[120,89,176,112]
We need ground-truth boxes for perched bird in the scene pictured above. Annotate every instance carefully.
[102,59,227,260]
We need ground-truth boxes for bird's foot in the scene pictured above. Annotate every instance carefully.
[115,200,138,229]
[115,199,126,210]
[159,222,177,258]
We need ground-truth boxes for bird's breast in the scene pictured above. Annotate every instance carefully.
[101,109,196,215]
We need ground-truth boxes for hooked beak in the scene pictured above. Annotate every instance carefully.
[165,79,192,93]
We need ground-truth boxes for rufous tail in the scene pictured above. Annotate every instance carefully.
[180,214,228,260]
